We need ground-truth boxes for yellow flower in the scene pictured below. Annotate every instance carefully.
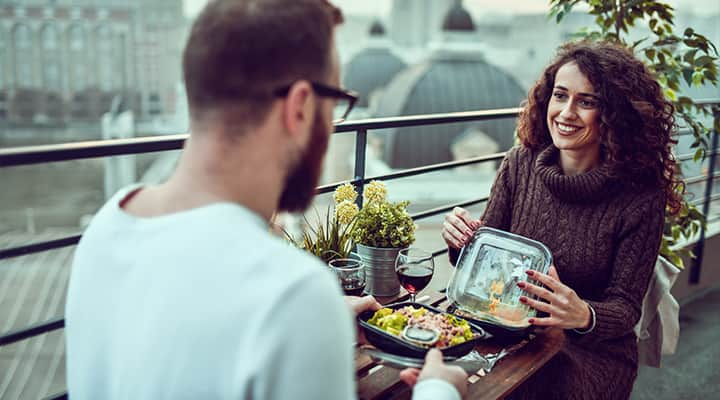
[335,200,359,225]
[333,183,358,204]
[363,180,387,204]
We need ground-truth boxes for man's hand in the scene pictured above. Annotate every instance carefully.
[345,296,382,345]
[399,349,468,397]
[344,295,382,315]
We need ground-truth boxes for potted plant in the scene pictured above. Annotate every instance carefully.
[351,180,417,296]
[286,182,360,264]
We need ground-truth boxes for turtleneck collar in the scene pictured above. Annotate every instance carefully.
[534,145,617,203]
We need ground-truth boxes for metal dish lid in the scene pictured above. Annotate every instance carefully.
[446,227,553,328]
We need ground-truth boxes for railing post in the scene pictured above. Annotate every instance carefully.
[353,128,368,208]
[691,109,720,284]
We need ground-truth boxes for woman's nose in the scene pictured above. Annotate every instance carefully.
[559,101,577,120]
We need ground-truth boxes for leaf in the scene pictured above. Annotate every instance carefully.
[693,147,703,162]
[632,37,647,49]
[682,67,694,86]
[645,48,656,61]
[695,55,715,67]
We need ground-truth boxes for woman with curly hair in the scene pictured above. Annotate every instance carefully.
[442,40,682,399]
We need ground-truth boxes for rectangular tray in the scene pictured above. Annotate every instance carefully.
[357,301,489,358]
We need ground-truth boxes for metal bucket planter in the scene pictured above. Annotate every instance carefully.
[356,244,401,296]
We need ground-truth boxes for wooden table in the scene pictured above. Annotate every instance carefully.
[355,291,565,400]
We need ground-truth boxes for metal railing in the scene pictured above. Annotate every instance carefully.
[1,101,719,399]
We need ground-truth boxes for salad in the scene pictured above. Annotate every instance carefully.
[367,306,476,348]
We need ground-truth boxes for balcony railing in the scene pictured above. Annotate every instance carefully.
[0,101,718,400]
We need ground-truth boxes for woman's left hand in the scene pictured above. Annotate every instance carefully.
[517,265,592,330]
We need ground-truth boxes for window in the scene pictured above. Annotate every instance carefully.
[41,24,62,91]
[13,24,34,87]
[41,24,59,50]
[96,25,113,90]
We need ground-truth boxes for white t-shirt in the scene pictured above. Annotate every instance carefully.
[65,187,460,400]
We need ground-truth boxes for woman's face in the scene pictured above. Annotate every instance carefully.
[546,62,602,156]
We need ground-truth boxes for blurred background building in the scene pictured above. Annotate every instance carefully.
[0,0,187,131]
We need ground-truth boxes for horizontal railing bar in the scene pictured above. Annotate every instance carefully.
[431,247,450,259]
[678,149,720,162]
[0,317,65,347]
[0,234,81,261]
[42,392,68,400]
[333,108,521,133]
[316,153,506,194]
[365,152,506,183]
[0,134,189,168]
[708,215,720,224]
[316,179,362,195]
[0,109,521,168]
[691,192,720,206]
[685,172,720,185]
[694,98,720,106]
[411,196,489,221]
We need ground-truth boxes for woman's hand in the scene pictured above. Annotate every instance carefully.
[442,207,482,249]
[517,266,592,330]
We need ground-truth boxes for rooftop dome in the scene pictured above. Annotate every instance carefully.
[369,19,386,36]
[373,4,525,169]
[343,20,407,109]
[442,0,475,32]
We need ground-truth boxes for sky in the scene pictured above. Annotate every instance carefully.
[183,0,720,18]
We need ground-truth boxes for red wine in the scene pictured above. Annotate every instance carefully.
[343,282,366,296]
[397,266,433,294]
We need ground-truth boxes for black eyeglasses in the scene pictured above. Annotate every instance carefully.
[274,82,359,123]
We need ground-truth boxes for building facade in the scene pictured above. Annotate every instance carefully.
[0,0,187,125]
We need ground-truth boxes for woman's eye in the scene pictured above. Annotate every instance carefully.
[580,100,597,108]
[552,92,566,100]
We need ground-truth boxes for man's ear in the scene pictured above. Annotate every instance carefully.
[282,80,315,143]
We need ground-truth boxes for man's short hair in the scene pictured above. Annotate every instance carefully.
[182,0,343,127]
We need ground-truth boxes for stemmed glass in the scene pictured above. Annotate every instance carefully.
[329,258,366,296]
[395,248,435,304]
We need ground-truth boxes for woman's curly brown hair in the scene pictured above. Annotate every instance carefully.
[517,40,682,214]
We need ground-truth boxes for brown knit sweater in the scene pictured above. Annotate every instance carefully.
[449,145,665,400]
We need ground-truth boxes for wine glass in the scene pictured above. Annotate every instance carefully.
[395,248,435,304]
[329,258,366,296]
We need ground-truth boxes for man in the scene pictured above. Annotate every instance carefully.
[65,1,467,399]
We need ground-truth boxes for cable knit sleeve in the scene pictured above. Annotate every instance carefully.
[570,189,666,346]
[448,147,519,265]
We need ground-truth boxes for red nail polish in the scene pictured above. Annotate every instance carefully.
[517,282,526,288]
[519,297,527,303]
[528,318,535,324]
[526,270,534,276]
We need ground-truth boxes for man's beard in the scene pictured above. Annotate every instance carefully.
[277,108,330,213]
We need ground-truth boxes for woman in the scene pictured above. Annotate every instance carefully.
[442,41,681,399]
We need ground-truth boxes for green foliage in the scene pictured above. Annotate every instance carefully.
[289,205,356,264]
[549,0,720,268]
[284,183,359,264]
[351,200,416,248]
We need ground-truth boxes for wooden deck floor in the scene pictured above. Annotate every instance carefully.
[0,230,74,400]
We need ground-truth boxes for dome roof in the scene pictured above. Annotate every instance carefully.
[369,19,386,36]
[442,0,475,32]
[374,57,526,169]
[343,47,407,109]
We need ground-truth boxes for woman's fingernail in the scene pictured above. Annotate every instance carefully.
[517,282,526,288]
[519,296,527,303]
[528,318,535,324]
[526,270,534,276]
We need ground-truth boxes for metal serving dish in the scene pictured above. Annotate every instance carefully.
[357,302,488,358]
[446,227,553,338]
